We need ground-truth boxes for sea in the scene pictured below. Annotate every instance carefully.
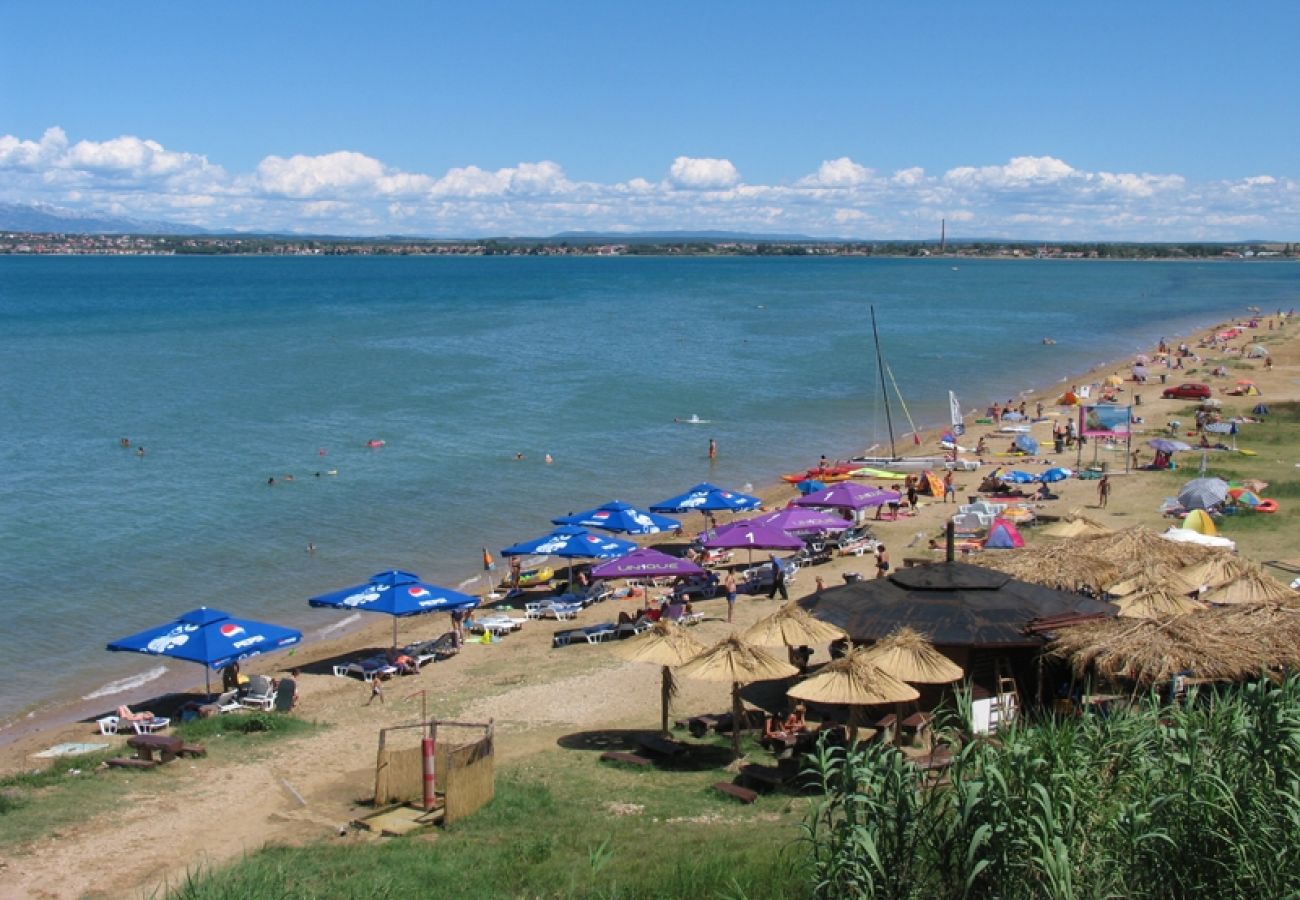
[3,255,1297,729]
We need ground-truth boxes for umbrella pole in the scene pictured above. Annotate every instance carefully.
[393,617,398,650]
[661,665,671,736]
[731,682,743,761]
[205,668,212,700]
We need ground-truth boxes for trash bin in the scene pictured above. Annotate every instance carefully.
[1054,438,1065,454]
[843,572,863,585]
[1160,373,1168,384]
[1134,394,1142,406]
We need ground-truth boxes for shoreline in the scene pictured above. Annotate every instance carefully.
[0,304,1254,757]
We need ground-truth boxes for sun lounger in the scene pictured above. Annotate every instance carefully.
[130,717,171,734]
[404,632,459,665]
[468,614,525,636]
[331,657,397,683]
[98,716,123,736]
[541,602,582,621]
[552,623,616,647]
[240,674,276,709]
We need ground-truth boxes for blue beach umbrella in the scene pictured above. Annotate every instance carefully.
[309,569,480,648]
[1014,434,1040,455]
[796,479,826,495]
[1000,470,1037,484]
[1038,467,1073,483]
[501,525,637,560]
[552,500,682,535]
[107,606,303,696]
[649,482,762,514]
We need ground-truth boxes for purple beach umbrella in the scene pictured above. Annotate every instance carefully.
[590,548,705,580]
[793,482,900,511]
[749,507,852,535]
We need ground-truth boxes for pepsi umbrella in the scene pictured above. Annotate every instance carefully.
[1014,434,1040,455]
[309,570,479,648]
[749,507,852,535]
[649,482,762,514]
[793,482,899,511]
[552,500,681,535]
[1000,470,1036,484]
[796,478,827,496]
[1038,467,1073,483]
[107,607,302,697]
[590,547,705,580]
[1147,438,1192,453]
[501,525,636,560]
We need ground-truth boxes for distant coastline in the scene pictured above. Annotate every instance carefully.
[1,231,1296,260]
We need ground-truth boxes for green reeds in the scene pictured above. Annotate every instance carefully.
[801,676,1300,899]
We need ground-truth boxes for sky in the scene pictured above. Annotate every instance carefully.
[2,2,1298,240]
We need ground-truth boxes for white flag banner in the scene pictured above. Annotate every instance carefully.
[949,391,965,436]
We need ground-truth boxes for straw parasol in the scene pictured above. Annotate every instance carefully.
[1050,603,1300,685]
[1199,570,1298,606]
[678,635,799,760]
[1080,526,1215,571]
[1106,563,1200,598]
[981,542,1125,593]
[1115,588,1205,620]
[789,650,919,743]
[610,621,707,736]
[742,602,846,648]
[1177,553,1254,592]
[857,627,963,684]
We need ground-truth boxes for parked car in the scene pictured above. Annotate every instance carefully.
[1162,382,1212,400]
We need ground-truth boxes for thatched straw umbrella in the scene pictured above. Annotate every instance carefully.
[1106,563,1200,598]
[1050,603,1300,686]
[1039,513,1114,540]
[858,627,964,684]
[858,627,963,745]
[1177,553,1255,592]
[1199,570,1298,606]
[1080,526,1215,570]
[788,651,919,743]
[678,635,799,760]
[742,602,846,648]
[1116,588,1205,620]
[982,542,1124,593]
[610,621,706,736]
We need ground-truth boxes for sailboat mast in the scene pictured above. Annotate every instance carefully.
[870,305,897,459]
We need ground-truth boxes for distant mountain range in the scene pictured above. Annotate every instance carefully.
[0,202,205,235]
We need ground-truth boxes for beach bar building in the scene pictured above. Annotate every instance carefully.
[798,559,1114,724]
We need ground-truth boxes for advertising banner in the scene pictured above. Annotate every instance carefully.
[1079,404,1132,437]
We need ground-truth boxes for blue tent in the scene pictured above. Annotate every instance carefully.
[1014,434,1040,455]
[309,570,479,647]
[796,479,827,496]
[107,607,302,695]
[1038,467,1072,483]
[649,482,762,514]
[501,525,635,560]
[552,500,681,535]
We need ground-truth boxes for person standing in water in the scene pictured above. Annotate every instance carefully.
[708,438,717,460]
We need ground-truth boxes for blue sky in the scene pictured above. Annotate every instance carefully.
[2,2,1298,238]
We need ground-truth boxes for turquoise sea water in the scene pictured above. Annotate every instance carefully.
[2,256,1297,726]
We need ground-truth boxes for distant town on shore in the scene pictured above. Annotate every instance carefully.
[2,231,1297,260]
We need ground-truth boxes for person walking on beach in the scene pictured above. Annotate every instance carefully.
[723,570,737,622]
[875,545,890,579]
[767,553,788,601]
[1098,475,1111,509]
[943,471,955,503]
[708,438,717,460]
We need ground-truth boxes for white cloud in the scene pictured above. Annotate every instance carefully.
[668,156,739,189]
[3,127,1300,240]
[800,157,872,187]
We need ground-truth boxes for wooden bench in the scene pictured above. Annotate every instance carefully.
[126,734,206,765]
[713,781,759,804]
[739,764,794,791]
[901,712,932,745]
[599,751,652,768]
[680,714,722,739]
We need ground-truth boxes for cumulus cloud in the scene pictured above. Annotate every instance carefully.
[2,127,1299,239]
[800,157,872,187]
[668,156,739,189]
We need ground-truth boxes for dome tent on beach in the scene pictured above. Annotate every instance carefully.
[984,518,1025,549]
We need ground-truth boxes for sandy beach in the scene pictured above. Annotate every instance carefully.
[3,306,1297,899]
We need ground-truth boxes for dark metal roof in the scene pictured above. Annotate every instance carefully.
[798,561,1115,648]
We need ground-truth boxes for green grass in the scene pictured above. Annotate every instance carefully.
[165,737,809,900]
[0,714,321,849]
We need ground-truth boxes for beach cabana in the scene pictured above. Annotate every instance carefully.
[678,636,798,760]
[107,607,302,697]
[309,569,479,649]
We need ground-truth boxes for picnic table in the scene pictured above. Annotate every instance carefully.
[107,734,206,769]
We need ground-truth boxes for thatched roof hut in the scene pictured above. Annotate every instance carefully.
[1115,588,1205,620]
[1049,603,1300,685]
